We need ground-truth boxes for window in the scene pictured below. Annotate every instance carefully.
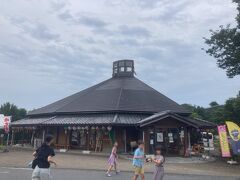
[126,67,132,72]
[114,68,118,74]
[119,61,125,66]
[126,61,133,66]
[120,67,125,72]
[114,65,118,69]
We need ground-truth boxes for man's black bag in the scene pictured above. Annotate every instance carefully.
[32,147,41,169]
[32,158,38,169]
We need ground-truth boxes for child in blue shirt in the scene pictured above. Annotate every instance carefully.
[132,140,145,180]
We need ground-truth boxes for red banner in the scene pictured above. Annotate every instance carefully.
[3,116,11,133]
[218,125,231,157]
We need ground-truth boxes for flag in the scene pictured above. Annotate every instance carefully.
[3,116,11,133]
[218,125,231,157]
[226,121,240,141]
[226,121,240,155]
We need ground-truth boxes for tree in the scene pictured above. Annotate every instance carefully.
[181,104,207,119]
[224,96,240,124]
[209,101,219,107]
[182,92,240,125]
[204,0,240,78]
[0,102,27,122]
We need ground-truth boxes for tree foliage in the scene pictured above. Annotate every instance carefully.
[209,101,219,107]
[0,102,27,122]
[224,96,240,123]
[204,0,240,78]
[182,91,240,125]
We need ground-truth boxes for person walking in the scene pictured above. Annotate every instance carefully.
[132,140,145,180]
[106,142,119,177]
[152,147,165,180]
[32,134,57,180]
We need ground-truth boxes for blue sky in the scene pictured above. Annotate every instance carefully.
[0,0,239,110]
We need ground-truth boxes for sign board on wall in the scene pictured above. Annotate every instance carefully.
[156,133,163,142]
[150,139,154,145]
[168,133,174,143]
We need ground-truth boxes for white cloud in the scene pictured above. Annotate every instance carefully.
[0,0,239,110]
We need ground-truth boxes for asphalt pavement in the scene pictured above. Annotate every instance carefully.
[0,168,239,180]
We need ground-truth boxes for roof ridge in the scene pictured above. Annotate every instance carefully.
[112,114,118,123]
[115,79,124,110]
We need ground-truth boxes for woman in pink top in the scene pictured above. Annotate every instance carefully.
[106,142,120,177]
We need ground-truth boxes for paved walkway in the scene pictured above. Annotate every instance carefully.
[1,168,239,180]
[0,150,239,177]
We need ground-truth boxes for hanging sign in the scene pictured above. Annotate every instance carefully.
[3,116,11,133]
[217,125,231,157]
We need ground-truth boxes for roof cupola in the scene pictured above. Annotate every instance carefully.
[112,60,134,77]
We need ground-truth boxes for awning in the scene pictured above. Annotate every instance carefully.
[139,111,216,128]
[11,113,148,126]
[11,117,55,126]
[12,111,215,128]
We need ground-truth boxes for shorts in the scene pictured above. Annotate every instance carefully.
[32,166,52,180]
[134,166,144,175]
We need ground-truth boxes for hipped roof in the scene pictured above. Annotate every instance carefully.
[28,77,189,116]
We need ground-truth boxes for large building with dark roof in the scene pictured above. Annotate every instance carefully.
[12,60,215,155]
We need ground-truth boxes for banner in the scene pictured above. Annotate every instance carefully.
[226,121,240,141]
[3,116,11,133]
[226,121,240,155]
[218,125,231,157]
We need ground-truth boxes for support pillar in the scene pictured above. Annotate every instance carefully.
[124,128,127,153]
[184,127,189,157]
[42,129,45,142]
[87,127,91,150]
[64,128,68,149]
[31,130,35,146]
[11,130,15,146]
[56,127,59,144]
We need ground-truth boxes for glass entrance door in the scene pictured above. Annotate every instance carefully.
[155,128,168,154]
[155,128,182,155]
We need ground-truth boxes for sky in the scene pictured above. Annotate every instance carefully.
[0,0,240,111]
